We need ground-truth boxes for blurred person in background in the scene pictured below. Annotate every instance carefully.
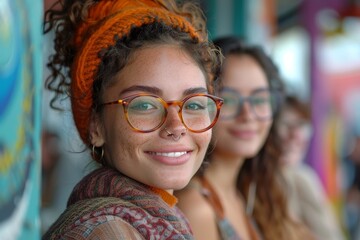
[176,36,313,240]
[343,133,360,239]
[41,129,61,233]
[42,0,223,238]
[277,95,345,240]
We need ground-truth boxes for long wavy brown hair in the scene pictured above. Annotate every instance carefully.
[212,36,313,240]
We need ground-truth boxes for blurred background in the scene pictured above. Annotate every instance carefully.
[203,1,360,239]
[197,1,360,239]
[1,0,360,239]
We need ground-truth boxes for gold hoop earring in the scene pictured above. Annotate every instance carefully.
[91,145,104,164]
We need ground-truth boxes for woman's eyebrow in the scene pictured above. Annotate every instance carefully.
[118,86,208,98]
[183,87,208,96]
[119,85,162,96]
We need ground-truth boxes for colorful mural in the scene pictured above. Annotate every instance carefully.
[0,0,42,239]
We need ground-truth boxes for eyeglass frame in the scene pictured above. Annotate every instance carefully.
[101,93,224,133]
[219,87,282,121]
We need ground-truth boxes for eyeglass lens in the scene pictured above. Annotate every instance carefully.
[126,95,218,132]
[220,88,276,120]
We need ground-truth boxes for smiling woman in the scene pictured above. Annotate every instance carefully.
[42,0,222,239]
[175,36,314,240]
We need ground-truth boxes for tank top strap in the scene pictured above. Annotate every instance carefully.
[198,176,262,240]
[199,176,225,219]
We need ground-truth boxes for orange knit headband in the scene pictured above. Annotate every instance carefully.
[70,0,201,144]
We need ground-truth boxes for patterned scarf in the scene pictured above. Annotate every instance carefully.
[43,167,193,239]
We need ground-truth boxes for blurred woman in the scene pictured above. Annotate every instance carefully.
[278,95,345,240]
[176,36,313,240]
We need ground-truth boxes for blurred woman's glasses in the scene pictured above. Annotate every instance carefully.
[102,93,224,133]
[278,119,313,140]
[219,87,280,120]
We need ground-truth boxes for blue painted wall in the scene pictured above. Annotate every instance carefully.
[0,0,42,239]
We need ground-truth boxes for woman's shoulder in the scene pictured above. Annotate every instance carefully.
[65,215,145,240]
[42,197,123,238]
[43,197,145,239]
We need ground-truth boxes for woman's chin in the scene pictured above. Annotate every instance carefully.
[160,178,190,192]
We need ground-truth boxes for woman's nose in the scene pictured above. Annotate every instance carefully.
[162,106,187,136]
[235,101,254,121]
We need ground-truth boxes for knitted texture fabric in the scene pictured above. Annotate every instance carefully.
[71,0,201,144]
[43,167,193,239]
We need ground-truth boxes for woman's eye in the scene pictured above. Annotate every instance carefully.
[185,102,205,110]
[251,97,269,105]
[223,97,238,106]
[130,102,157,111]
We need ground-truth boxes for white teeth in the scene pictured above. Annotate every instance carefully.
[154,152,187,157]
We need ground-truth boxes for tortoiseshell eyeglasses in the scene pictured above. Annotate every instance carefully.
[101,93,224,133]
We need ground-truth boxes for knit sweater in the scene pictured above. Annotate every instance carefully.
[43,167,193,239]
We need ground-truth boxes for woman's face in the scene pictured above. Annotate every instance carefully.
[277,106,312,165]
[90,45,211,192]
[213,55,272,159]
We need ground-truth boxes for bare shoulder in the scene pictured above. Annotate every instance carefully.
[175,178,219,240]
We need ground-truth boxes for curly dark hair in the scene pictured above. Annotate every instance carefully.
[44,0,221,145]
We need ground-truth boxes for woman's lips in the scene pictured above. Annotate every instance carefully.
[145,150,192,165]
[228,129,256,139]
[153,151,187,157]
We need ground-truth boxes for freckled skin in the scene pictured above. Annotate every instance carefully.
[90,45,212,192]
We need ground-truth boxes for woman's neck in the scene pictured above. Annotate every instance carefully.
[205,151,245,194]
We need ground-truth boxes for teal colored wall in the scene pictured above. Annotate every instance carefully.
[204,0,247,40]
[232,0,247,38]
[0,0,42,239]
